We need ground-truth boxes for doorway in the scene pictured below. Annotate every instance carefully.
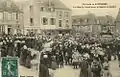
[8,28,12,35]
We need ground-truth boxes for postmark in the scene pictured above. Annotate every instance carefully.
[2,57,19,77]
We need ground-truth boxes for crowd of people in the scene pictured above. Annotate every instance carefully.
[39,33,120,77]
[0,34,45,68]
[0,33,120,77]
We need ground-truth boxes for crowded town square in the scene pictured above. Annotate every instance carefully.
[0,33,120,77]
[0,0,120,77]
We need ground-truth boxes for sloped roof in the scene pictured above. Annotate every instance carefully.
[72,13,115,26]
[72,13,96,25]
[116,8,120,21]
[97,15,115,25]
[40,0,71,10]
[0,0,22,13]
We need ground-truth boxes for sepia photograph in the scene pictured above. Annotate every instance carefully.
[0,0,120,77]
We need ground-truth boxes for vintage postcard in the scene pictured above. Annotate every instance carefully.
[0,0,120,77]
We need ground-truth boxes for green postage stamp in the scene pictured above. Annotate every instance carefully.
[1,57,19,77]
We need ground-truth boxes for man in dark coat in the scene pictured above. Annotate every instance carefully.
[39,58,49,77]
[91,59,102,77]
[80,58,89,77]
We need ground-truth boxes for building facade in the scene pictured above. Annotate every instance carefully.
[72,13,115,37]
[20,0,72,35]
[72,13,101,37]
[115,8,120,35]
[97,15,115,34]
[0,0,23,35]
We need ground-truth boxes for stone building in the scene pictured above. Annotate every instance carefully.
[0,0,23,35]
[97,15,115,34]
[19,0,72,35]
[72,13,101,37]
[72,13,115,37]
[115,8,120,35]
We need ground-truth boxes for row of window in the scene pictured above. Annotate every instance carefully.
[57,11,69,19]
[30,6,55,13]
[42,17,69,27]
[30,6,70,19]
[73,19,113,25]
[0,12,19,20]
[42,17,56,25]
[29,17,56,26]
[40,7,55,12]
[40,6,69,19]
[30,17,69,27]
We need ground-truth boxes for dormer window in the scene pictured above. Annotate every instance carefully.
[51,8,55,12]
[40,7,44,12]
[6,1,11,7]
[30,5,33,12]
[58,11,62,19]
[97,20,100,24]
[48,7,55,12]
[64,12,69,18]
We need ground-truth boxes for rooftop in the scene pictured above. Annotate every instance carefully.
[116,8,120,21]
[97,15,115,25]
[40,0,71,10]
[72,13,115,26]
[0,0,22,12]
[72,13,96,25]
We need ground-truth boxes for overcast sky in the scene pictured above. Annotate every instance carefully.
[14,0,120,18]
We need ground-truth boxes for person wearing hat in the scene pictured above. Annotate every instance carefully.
[106,46,112,61]
[42,54,50,67]
[39,60,49,77]
[0,41,6,57]
[20,45,28,66]
[39,54,49,77]
[7,39,14,56]
[25,50,32,68]
[91,58,102,77]
[79,56,89,77]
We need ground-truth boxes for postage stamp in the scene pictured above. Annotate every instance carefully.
[1,57,19,77]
